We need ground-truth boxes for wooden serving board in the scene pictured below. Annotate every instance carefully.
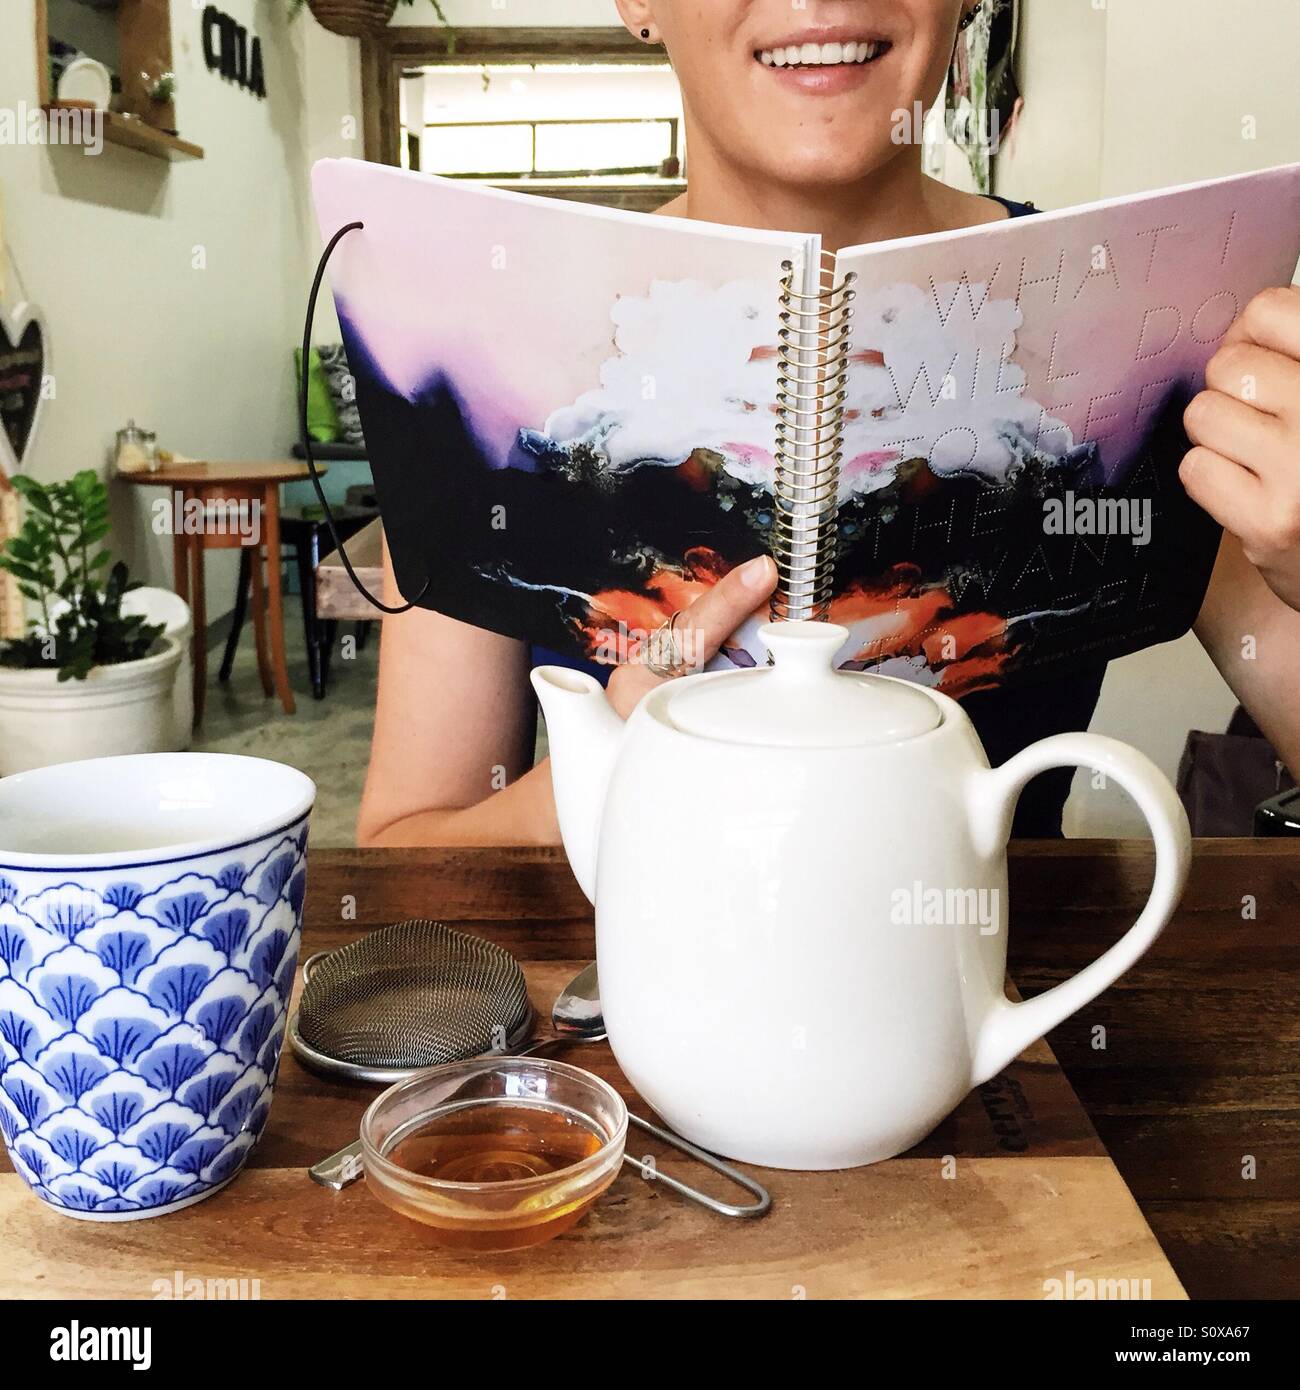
[0,847,1184,1300]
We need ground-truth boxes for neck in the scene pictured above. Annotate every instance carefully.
[662,133,991,251]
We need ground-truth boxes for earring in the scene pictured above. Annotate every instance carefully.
[640,28,652,40]
[958,3,983,30]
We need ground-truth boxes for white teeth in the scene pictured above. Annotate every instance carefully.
[758,41,886,68]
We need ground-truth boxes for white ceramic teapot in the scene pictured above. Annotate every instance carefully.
[532,621,1190,1170]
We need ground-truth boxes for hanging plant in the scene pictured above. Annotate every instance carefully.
[292,0,457,50]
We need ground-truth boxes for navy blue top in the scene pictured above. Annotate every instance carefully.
[533,196,1107,836]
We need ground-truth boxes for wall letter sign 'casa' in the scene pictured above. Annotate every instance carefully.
[202,5,266,99]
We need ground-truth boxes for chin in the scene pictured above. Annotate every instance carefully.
[767,143,906,188]
[733,133,909,191]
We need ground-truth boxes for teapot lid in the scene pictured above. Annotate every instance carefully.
[663,621,941,748]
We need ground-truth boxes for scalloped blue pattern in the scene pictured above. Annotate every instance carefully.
[0,817,309,1217]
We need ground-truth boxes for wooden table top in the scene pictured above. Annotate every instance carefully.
[16,840,1281,1300]
[1005,838,1300,1300]
[117,460,325,487]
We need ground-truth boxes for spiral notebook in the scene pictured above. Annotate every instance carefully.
[311,158,1300,696]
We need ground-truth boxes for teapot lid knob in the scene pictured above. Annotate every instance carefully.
[663,619,942,748]
[761,620,854,677]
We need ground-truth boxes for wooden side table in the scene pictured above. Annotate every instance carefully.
[119,460,327,724]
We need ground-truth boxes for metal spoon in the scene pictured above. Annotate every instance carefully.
[309,962,771,1218]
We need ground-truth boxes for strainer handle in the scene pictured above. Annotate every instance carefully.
[622,1113,771,1219]
[310,1139,364,1190]
[309,1115,773,1216]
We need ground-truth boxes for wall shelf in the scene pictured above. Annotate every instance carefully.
[37,0,203,163]
[42,103,204,160]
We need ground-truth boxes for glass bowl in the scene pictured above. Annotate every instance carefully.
[359,1056,628,1251]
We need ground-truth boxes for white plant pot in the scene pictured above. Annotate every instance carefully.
[0,636,183,776]
[123,588,193,750]
[48,588,194,750]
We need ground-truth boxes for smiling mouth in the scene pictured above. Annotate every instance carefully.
[755,40,893,69]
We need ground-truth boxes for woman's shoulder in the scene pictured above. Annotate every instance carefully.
[925,179,1034,232]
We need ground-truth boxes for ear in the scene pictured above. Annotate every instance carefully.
[614,0,658,43]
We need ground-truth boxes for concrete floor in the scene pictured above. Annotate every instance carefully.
[192,603,379,848]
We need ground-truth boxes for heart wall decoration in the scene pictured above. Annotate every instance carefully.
[0,296,48,481]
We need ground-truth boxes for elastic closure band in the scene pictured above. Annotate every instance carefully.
[300,221,430,614]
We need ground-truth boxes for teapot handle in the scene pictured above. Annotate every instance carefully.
[967,731,1191,1086]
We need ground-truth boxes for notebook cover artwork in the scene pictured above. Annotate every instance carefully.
[311,158,1300,696]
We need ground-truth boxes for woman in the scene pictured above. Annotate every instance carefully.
[358,0,1300,846]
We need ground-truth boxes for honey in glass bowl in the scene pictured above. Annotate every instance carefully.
[360,1059,627,1252]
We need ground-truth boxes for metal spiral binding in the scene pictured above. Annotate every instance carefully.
[771,250,857,623]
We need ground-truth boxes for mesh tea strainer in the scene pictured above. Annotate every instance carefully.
[288,919,534,1085]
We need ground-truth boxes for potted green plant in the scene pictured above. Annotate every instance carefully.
[0,471,183,775]
[294,0,456,45]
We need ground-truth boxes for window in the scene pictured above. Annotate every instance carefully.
[400,63,684,187]
[366,27,686,211]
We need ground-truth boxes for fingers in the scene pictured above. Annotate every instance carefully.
[1184,388,1287,480]
[605,554,777,720]
[1204,340,1300,421]
[668,554,777,671]
[1220,284,1300,361]
[1179,445,1267,548]
[605,660,664,720]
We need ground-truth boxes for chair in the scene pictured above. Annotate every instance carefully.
[220,500,377,699]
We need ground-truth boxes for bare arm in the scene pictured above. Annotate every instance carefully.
[1195,532,1300,780]
[1182,286,1300,780]
[356,542,561,847]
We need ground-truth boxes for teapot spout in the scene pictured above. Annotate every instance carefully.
[530,666,625,903]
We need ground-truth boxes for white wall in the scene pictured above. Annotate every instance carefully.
[1099,0,1299,195]
[993,0,1107,209]
[995,0,1299,833]
[0,0,361,610]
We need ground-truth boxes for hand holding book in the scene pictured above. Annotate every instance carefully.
[1180,284,1300,615]
[606,555,777,719]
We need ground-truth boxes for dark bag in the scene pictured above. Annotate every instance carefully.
[1176,707,1295,837]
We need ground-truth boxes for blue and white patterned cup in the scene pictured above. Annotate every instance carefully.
[0,753,314,1220]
